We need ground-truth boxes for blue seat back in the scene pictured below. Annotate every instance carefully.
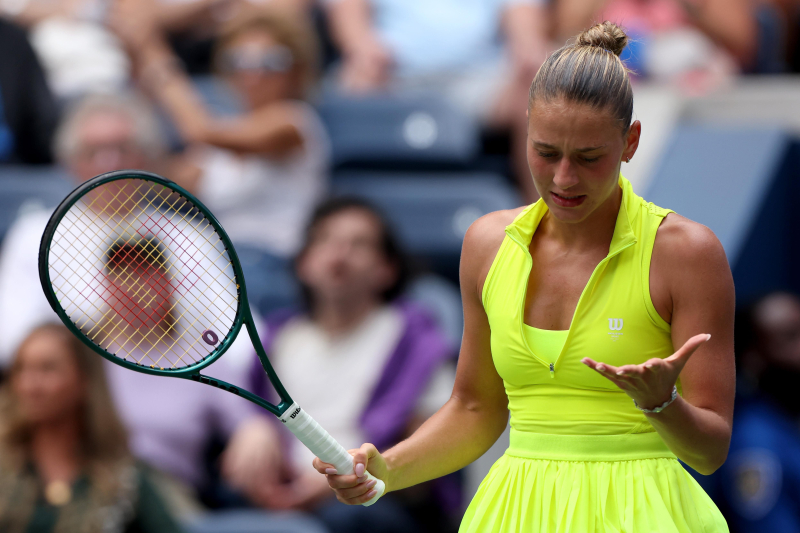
[318,92,480,170]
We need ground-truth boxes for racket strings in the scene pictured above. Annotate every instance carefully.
[48,179,240,370]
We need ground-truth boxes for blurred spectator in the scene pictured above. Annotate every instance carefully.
[0,323,183,532]
[111,1,330,258]
[0,0,130,99]
[0,17,58,164]
[554,0,759,90]
[323,0,549,202]
[0,92,284,522]
[141,0,312,74]
[0,92,167,364]
[246,198,458,533]
[714,292,800,531]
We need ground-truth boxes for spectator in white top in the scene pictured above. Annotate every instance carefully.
[0,92,286,521]
[324,0,550,202]
[246,198,459,532]
[111,1,330,257]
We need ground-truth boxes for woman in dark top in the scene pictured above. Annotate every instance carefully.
[0,323,183,533]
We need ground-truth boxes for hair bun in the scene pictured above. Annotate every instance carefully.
[577,21,628,57]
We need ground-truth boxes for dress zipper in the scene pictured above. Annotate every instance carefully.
[549,363,554,378]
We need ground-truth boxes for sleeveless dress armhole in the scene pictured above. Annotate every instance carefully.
[481,236,511,309]
[640,203,674,333]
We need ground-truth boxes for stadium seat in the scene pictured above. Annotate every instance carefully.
[645,125,798,303]
[318,91,480,171]
[0,166,73,243]
[333,172,521,280]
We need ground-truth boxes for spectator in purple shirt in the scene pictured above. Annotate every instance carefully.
[246,197,459,533]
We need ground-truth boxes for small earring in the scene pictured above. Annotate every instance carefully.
[625,157,630,163]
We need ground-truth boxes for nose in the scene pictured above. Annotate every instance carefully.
[553,157,579,190]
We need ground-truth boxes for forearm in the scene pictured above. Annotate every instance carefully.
[645,394,731,475]
[382,395,508,493]
[503,3,548,51]
[680,0,757,67]
[135,42,213,145]
[154,0,219,33]
[553,0,608,40]
[326,0,381,56]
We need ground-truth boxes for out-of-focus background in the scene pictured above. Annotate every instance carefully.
[0,0,799,532]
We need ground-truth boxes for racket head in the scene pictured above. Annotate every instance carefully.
[38,170,249,377]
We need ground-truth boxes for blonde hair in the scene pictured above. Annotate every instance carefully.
[215,4,320,99]
[0,324,129,490]
[529,21,633,130]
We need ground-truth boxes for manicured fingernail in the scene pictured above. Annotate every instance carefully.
[706,334,711,341]
[616,371,625,376]
[366,479,377,489]
[325,468,337,475]
[355,463,365,477]
[597,364,606,372]
[366,490,377,499]
[645,364,653,369]
[357,476,367,483]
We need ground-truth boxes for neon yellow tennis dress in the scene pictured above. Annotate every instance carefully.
[460,176,728,532]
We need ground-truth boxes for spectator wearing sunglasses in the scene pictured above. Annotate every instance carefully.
[110,2,330,260]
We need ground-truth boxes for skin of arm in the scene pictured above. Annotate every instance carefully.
[134,40,303,157]
[313,210,517,504]
[584,215,735,475]
[553,0,609,41]
[325,0,392,91]
[502,3,550,83]
[677,0,758,68]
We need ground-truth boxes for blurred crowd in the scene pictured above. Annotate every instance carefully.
[0,0,799,532]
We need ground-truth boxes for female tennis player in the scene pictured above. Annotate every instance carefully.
[314,21,734,532]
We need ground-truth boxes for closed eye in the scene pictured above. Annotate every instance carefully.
[537,151,558,159]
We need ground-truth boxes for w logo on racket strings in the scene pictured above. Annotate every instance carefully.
[608,318,623,341]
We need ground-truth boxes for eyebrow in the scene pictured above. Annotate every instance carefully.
[532,141,607,153]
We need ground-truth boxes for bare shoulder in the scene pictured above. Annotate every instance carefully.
[460,207,525,294]
[463,207,524,262]
[653,213,727,266]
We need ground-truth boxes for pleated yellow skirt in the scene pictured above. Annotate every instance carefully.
[460,431,728,533]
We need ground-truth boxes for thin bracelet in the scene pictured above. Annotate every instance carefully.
[633,386,678,414]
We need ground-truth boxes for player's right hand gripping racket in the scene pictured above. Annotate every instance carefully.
[38,170,384,505]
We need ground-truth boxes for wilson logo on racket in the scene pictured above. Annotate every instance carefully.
[281,407,302,423]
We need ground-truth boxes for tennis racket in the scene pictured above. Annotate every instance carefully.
[38,169,385,505]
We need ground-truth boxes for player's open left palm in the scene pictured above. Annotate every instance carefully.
[582,333,711,411]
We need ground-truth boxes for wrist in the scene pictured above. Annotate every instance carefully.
[634,386,679,414]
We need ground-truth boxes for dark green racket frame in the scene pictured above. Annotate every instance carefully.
[38,170,294,416]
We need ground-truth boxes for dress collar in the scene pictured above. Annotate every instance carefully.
[504,174,638,255]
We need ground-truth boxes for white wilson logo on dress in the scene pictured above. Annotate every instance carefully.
[608,319,623,342]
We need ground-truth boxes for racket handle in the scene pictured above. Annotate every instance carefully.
[279,402,385,507]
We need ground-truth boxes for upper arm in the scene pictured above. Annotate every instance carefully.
[450,211,516,420]
[653,215,735,425]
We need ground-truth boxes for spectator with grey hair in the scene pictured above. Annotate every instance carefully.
[0,91,292,528]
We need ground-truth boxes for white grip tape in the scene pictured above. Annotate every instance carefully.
[279,402,385,506]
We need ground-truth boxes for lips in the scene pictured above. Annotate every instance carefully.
[550,191,586,208]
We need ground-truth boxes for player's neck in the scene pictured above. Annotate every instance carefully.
[543,185,621,250]
[313,296,382,336]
